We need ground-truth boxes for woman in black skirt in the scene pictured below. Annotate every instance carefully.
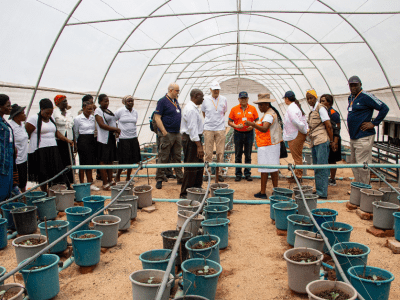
[115,95,142,182]
[25,99,73,193]
[73,101,100,191]
[94,94,120,190]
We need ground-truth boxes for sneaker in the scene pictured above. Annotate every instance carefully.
[218,176,224,182]
[90,185,100,191]
[329,178,337,186]
[156,181,162,189]
[254,192,267,199]
[245,175,253,181]
[235,176,242,182]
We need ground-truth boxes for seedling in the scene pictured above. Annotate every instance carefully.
[197,265,210,274]
[198,241,204,247]
[0,290,5,296]
[147,276,155,284]
[372,275,378,281]
[330,292,339,299]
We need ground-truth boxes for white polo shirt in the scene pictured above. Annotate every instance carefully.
[201,94,227,131]
[115,106,138,139]
[73,113,96,140]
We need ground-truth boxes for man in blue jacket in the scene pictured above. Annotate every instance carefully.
[347,75,389,184]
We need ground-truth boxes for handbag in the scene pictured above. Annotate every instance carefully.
[280,140,288,159]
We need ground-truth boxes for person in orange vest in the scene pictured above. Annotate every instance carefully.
[244,94,283,199]
[228,91,259,181]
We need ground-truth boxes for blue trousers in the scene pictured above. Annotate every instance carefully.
[312,141,330,197]
[234,130,254,176]
[0,164,13,202]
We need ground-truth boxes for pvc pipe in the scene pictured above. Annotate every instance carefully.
[7,231,18,240]
[322,262,334,270]
[58,257,74,272]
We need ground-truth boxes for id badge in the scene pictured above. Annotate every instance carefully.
[176,109,180,113]
[348,107,352,112]
[242,117,247,121]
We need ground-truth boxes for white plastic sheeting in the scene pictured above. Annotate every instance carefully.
[1,0,400,144]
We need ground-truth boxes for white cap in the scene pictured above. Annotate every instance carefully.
[210,81,221,90]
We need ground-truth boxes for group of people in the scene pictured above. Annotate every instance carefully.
[0,74,390,202]
[0,93,142,202]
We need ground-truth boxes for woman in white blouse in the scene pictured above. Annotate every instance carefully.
[74,101,99,191]
[25,98,73,193]
[53,95,75,187]
[115,95,142,182]
[94,94,120,190]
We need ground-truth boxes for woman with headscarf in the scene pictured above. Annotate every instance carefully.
[94,94,120,190]
[245,94,283,199]
[74,101,99,190]
[53,95,75,187]
[0,94,15,202]
[306,89,334,199]
[25,99,73,193]
[282,91,308,183]
[9,104,28,192]
[115,95,141,182]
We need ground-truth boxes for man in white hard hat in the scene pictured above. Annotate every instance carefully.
[201,81,228,182]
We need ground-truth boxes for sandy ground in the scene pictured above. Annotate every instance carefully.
[1,153,399,299]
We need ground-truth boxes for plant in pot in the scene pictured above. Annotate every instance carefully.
[161,230,193,266]
[177,199,201,213]
[32,196,58,221]
[287,214,314,246]
[116,195,138,219]
[38,220,69,254]
[92,215,121,248]
[82,195,106,217]
[294,230,324,252]
[306,280,357,300]
[203,205,229,220]
[186,188,207,202]
[129,269,173,300]
[0,283,25,300]
[213,189,234,211]
[133,185,153,208]
[311,208,338,231]
[107,204,132,231]
[185,234,221,263]
[269,195,292,220]
[321,221,353,252]
[201,218,230,249]
[69,230,103,267]
[11,206,38,235]
[294,194,318,217]
[12,234,48,264]
[272,202,298,230]
[177,211,204,237]
[1,202,26,230]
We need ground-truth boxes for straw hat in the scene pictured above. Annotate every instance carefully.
[254,93,276,104]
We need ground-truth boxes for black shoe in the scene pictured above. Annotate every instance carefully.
[177,179,183,185]
[218,176,224,182]
[319,196,328,199]
[254,192,267,199]
[166,174,176,179]
[179,194,187,199]
[203,176,208,182]
[235,176,242,182]
[156,181,162,189]
[245,175,253,181]
[162,177,168,182]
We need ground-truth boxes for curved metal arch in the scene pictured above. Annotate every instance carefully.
[26,0,83,117]
[317,0,400,108]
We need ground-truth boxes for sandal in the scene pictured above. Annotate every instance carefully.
[102,183,111,191]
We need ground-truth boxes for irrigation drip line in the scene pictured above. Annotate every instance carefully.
[0,164,142,284]
[0,167,70,207]
[288,164,367,300]
[366,164,400,196]
[154,163,212,300]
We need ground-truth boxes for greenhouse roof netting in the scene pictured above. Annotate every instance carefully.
[1,0,400,144]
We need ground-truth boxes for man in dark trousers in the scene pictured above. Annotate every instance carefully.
[154,83,184,189]
[179,89,205,198]
[347,75,389,184]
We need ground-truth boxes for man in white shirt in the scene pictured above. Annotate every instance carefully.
[201,81,227,182]
[179,89,205,198]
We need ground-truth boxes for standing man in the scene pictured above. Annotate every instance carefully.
[154,83,184,189]
[202,81,228,182]
[179,89,205,198]
[228,91,259,181]
[347,76,389,184]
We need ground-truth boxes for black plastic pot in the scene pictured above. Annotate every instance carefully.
[11,206,38,235]
[161,230,193,265]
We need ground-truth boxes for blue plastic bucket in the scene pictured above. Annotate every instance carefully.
[181,258,222,300]
[19,254,60,300]
[25,191,47,206]
[273,187,293,198]
[70,230,103,267]
[38,220,69,253]
[204,205,229,220]
[347,266,395,300]
[213,189,234,211]
[269,195,292,220]
[207,197,230,207]
[185,234,221,263]
[287,214,314,246]
[72,183,92,202]
[201,218,230,249]
[394,212,400,241]
[0,266,5,285]
[82,195,106,216]
[139,249,177,287]
[1,202,26,230]
[333,242,370,282]
[272,202,298,230]
[32,197,57,221]
[65,206,92,231]
[311,208,338,232]
[0,218,7,249]
[321,221,353,252]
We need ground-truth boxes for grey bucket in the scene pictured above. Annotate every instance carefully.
[48,184,67,197]
[378,187,400,204]
[360,189,383,213]
[186,188,207,202]
[133,185,153,208]
[176,200,201,212]
[0,283,25,300]
[12,234,48,264]
[92,215,121,248]
[210,183,229,197]
[54,190,76,212]
[177,210,204,237]
[293,185,313,197]
[129,269,173,300]
[372,201,400,229]
[107,204,132,230]
[306,280,357,300]
[294,194,318,217]
[111,186,132,199]
[117,195,138,219]
[116,181,134,195]
[350,182,371,206]
[294,230,324,253]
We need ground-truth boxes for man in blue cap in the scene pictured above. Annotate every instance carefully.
[228,91,259,181]
[347,75,389,184]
